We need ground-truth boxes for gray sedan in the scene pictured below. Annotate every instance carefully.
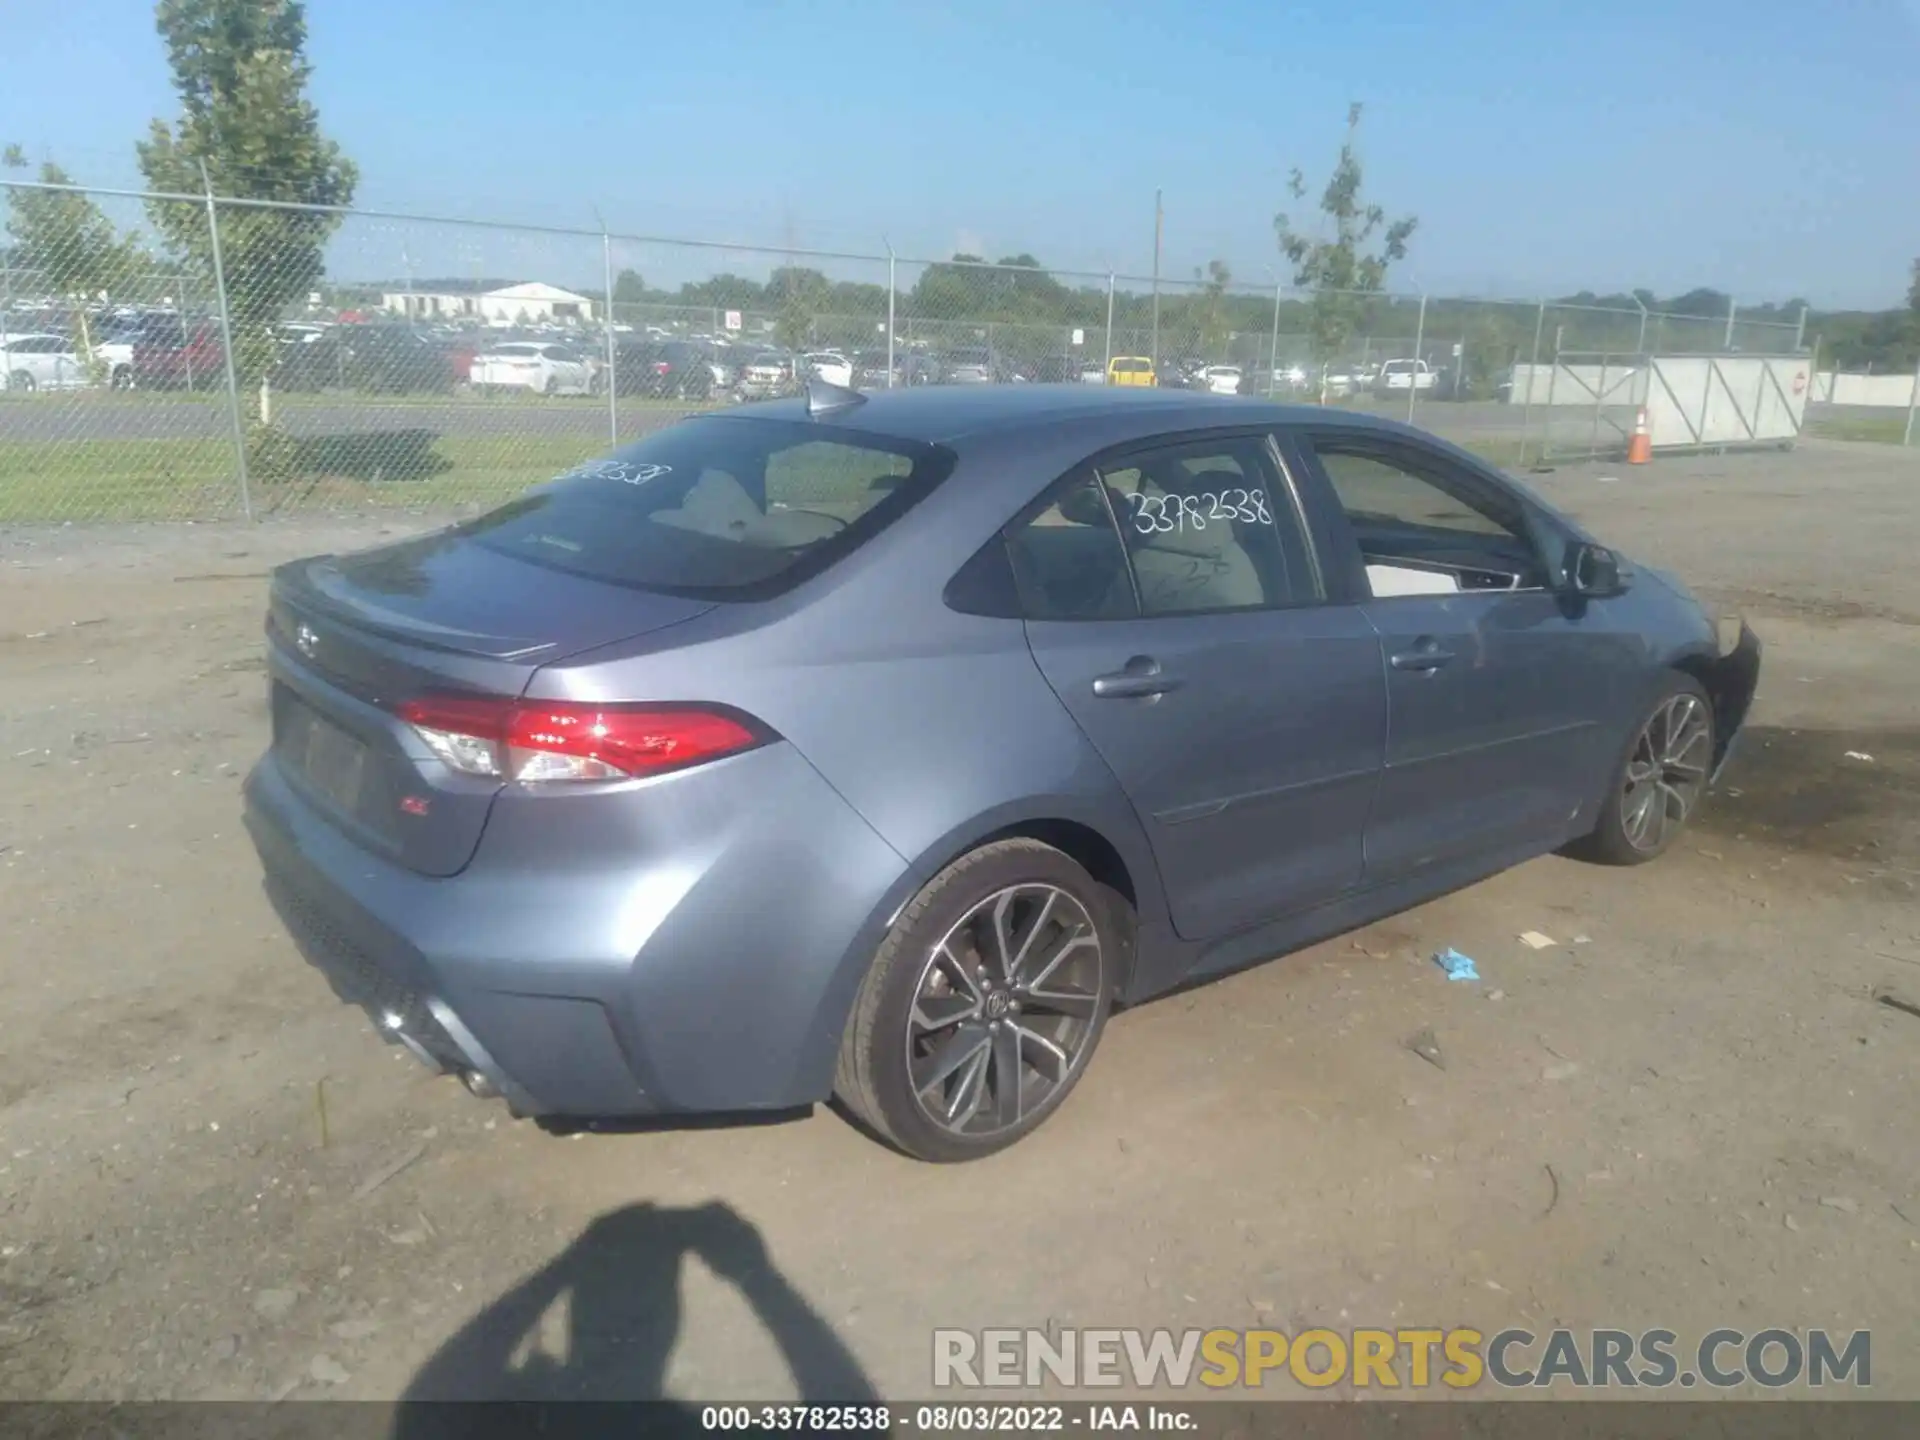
[244,383,1760,1162]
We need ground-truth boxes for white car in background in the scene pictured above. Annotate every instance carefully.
[469,341,598,396]
[1374,358,1437,395]
[803,351,853,387]
[0,333,86,392]
[1199,365,1243,396]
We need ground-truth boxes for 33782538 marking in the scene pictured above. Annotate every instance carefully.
[1125,489,1271,535]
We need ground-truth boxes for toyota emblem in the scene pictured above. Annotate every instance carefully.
[295,623,318,658]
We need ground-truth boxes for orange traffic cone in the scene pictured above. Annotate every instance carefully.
[1626,407,1652,465]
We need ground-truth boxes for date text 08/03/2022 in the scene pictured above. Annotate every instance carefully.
[700,1404,1195,1432]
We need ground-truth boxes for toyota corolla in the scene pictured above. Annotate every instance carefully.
[244,383,1760,1162]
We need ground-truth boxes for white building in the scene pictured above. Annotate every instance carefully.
[381,281,597,326]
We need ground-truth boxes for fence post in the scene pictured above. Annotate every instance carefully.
[1407,293,1427,423]
[1724,294,1737,352]
[1905,352,1920,447]
[1267,283,1282,399]
[200,164,252,522]
[1103,273,1115,381]
[1793,303,1808,352]
[601,229,618,446]
[885,247,896,389]
[1517,301,1546,467]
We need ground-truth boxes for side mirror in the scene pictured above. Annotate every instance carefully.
[1565,541,1627,598]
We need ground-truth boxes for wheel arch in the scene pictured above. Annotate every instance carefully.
[1665,627,1760,775]
[788,798,1166,1105]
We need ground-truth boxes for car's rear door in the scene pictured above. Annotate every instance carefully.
[1015,430,1387,943]
[1285,425,1634,881]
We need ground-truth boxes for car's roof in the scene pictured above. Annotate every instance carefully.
[722,383,1418,446]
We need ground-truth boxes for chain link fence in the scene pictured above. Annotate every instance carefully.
[2,176,1810,523]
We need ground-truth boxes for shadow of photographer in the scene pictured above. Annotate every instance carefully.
[392,1199,876,1433]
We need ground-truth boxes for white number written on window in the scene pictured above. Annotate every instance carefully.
[1124,489,1271,535]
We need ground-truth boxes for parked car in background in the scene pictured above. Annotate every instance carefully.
[1027,356,1082,385]
[1106,355,1156,387]
[705,348,737,392]
[131,313,226,391]
[736,350,797,400]
[1199,365,1243,396]
[1272,363,1309,392]
[276,326,460,394]
[803,352,854,387]
[855,350,897,388]
[1079,361,1107,384]
[0,333,85,392]
[943,347,998,384]
[469,341,597,397]
[1374,359,1437,397]
[246,384,1760,1163]
[614,340,714,401]
[94,331,136,390]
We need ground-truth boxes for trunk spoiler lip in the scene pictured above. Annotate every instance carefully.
[272,558,565,661]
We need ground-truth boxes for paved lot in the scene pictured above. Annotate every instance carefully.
[2,439,1917,1403]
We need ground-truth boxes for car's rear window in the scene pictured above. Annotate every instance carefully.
[463,417,955,599]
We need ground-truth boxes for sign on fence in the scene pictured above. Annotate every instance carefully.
[723,310,742,332]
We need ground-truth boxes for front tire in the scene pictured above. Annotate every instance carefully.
[8,371,35,394]
[1569,674,1715,865]
[834,839,1116,1162]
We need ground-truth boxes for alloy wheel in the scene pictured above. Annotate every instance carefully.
[1621,692,1711,852]
[905,884,1104,1140]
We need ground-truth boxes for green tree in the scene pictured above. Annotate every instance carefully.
[2,147,147,373]
[612,268,647,305]
[136,0,356,433]
[768,265,830,350]
[1189,259,1234,357]
[1274,103,1416,399]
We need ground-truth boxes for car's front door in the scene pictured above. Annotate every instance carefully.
[1289,429,1630,882]
[1013,432,1388,943]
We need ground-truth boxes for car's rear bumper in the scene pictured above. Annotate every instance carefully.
[243,740,909,1119]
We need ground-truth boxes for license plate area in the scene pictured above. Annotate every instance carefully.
[280,697,369,818]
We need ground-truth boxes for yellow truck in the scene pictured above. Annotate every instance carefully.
[1106,356,1157,387]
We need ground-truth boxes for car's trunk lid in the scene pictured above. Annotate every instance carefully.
[267,531,714,876]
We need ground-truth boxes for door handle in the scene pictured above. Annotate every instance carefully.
[1092,657,1181,699]
[1390,644,1456,672]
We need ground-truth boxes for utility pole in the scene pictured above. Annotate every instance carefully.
[1150,189,1162,371]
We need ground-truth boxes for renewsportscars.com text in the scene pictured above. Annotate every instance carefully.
[933,1326,1871,1390]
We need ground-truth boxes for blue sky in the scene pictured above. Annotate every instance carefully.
[4,0,1918,307]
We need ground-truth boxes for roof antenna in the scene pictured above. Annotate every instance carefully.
[805,375,866,419]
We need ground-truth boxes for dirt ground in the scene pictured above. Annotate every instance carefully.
[2,438,1917,1405]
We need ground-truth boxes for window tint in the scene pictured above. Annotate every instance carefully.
[463,417,950,598]
[1004,471,1134,621]
[1307,437,1548,593]
[1097,439,1309,615]
[1312,445,1515,538]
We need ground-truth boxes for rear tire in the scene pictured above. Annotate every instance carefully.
[8,371,34,394]
[834,839,1116,1163]
[110,366,133,391]
[1567,674,1714,866]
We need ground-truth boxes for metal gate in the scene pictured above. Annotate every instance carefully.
[1642,354,1809,451]
[1516,351,1809,465]
[1515,351,1648,464]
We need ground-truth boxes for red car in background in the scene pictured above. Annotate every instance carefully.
[131,313,226,391]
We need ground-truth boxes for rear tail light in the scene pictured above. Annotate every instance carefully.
[652,361,671,374]
[395,694,765,783]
